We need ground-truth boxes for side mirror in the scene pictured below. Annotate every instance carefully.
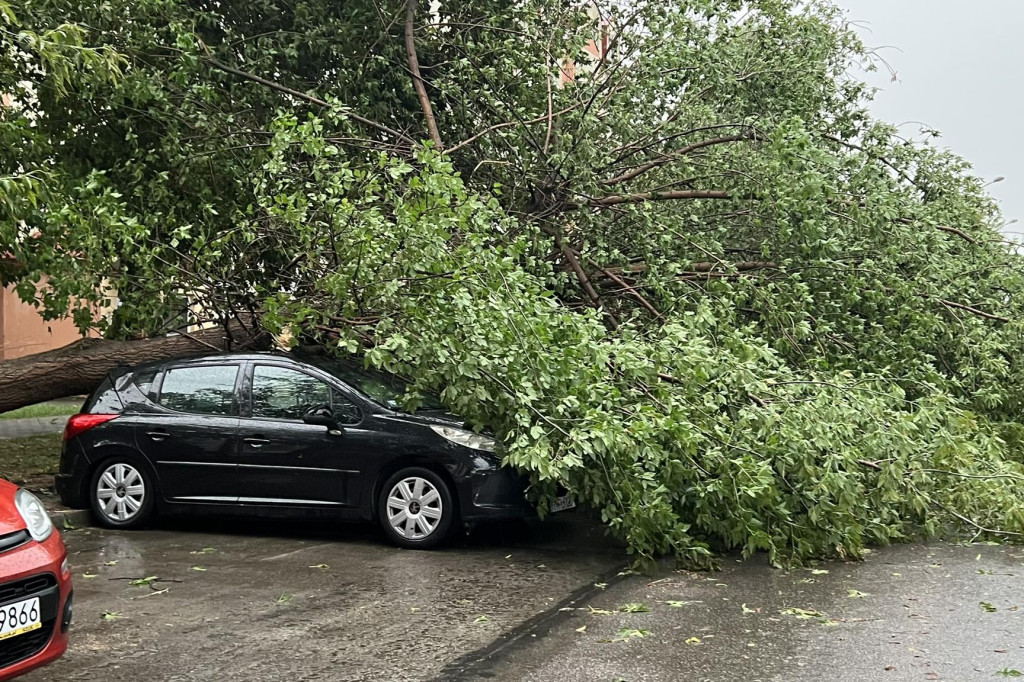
[302,406,342,433]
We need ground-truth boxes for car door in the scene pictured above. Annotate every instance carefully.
[235,362,367,507]
[136,362,242,503]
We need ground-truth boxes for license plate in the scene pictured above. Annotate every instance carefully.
[0,597,41,641]
[550,493,576,513]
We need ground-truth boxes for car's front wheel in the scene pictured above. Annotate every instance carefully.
[378,468,454,549]
[89,459,155,529]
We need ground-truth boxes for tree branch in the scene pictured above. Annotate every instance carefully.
[936,298,1009,323]
[935,225,978,245]
[585,189,733,207]
[405,0,443,149]
[202,55,413,146]
[561,245,617,327]
[602,134,754,186]
[446,103,582,155]
[596,260,777,278]
[593,261,663,319]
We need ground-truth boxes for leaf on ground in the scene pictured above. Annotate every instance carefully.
[276,593,292,604]
[190,566,207,572]
[129,576,159,586]
[588,606,616,615]
[104,560,118,566]
[473,615,490,623]
[594,582,607,589]
[612,628,649,642]
[619,602,650,613]
[809,569,829,575]
[846,589,870,598]
[995,668,1023,678]
[575,625,587,633]
[741,603,759,614]
[82,573,98,579]
[666,600,701,607]
[685,637,701,645]
[100,611,123,621]
[980,601,998,613]
[308,564,329,570]
[190,547,216,555]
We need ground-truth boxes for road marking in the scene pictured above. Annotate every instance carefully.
[260,543,334,561]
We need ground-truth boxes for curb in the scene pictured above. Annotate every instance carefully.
[49,508,91,530]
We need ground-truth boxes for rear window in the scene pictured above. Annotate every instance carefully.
[131,367,160,402]
[84,376,123,414]
[158,365,239,416]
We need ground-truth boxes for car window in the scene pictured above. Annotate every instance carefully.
[297,354,444,412]
[131,367,160,402]
[251,366,332,421]
[331,389,363,425]
[159,365,239,416]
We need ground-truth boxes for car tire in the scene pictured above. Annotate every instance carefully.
[378,467,455,549]
[89,457,156,529]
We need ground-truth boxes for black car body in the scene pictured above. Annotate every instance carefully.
[55,353,531,548]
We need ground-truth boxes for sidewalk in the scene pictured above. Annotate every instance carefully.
[0,416,67,439]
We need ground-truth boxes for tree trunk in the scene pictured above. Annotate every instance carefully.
[0,322,270,413]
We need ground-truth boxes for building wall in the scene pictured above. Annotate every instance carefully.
[0,286,89,360]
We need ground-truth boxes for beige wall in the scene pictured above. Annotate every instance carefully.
[0,286,90,360]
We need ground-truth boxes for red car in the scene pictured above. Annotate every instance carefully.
[0,480,72,681]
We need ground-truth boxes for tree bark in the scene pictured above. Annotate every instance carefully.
[0,322,269,413]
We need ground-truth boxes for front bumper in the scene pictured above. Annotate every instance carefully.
[0,530,71,679]
[458,466,534,523]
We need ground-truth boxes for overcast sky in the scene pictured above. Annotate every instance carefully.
[838,0,1021,233]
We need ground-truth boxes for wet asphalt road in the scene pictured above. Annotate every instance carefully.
[447,543,1024,682]
[24,515,623,682]
[23,518,1023,682]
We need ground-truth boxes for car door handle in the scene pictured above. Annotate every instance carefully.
[146,430,170,441]
[244,437,271,448]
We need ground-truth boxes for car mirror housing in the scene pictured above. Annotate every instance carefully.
[302,407,342,433]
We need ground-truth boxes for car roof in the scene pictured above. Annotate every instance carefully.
[114,352,304,375]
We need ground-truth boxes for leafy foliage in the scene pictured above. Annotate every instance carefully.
[4,0,1024,566]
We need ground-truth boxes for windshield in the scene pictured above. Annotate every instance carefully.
[298,355,445,412]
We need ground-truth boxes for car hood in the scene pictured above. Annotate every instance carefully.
[389,409,467,428]
[0,480,26,535]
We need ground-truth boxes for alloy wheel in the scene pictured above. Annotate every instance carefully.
[386,476,443,540]
[96,463,146,522]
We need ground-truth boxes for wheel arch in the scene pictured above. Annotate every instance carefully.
[82,447,161,505]
[370,456,460,522]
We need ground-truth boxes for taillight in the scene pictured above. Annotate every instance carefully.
[63,414,118,441]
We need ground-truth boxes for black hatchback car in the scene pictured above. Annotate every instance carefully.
[55,352,532,548]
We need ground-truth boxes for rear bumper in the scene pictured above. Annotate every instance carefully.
[0,531,72,679]
[55,439,89,509]
[458,467,533,523]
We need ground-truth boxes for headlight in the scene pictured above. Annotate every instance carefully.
[430,425,497,452]
[15,489,53,543]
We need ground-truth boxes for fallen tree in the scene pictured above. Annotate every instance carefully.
[0,321,268,413]
[3,0,1023,565]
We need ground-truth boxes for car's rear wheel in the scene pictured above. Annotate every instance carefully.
[89,459,155,529]
[378,468,454,549]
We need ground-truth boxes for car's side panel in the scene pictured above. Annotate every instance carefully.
[136,413,240,503]
[234,361,373,507]
[132,362,244,504]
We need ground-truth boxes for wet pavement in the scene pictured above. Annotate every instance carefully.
[25,515,623,682]
[23,517,1023,681]
[446,543,1024,682]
